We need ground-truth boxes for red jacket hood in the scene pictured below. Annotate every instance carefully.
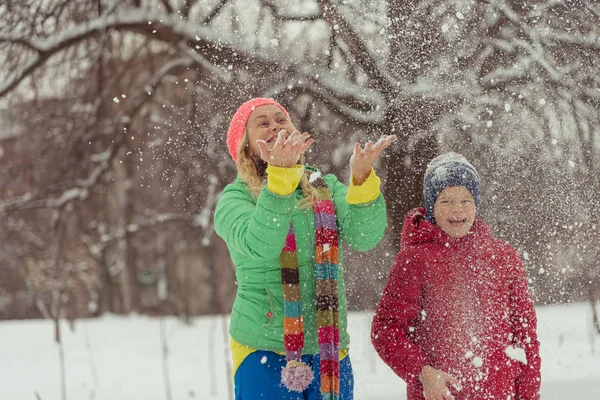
[399,207,492,251]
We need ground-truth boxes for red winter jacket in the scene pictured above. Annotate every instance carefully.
[371,208,541,400]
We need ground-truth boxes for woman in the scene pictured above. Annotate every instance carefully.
[214,97,396,399]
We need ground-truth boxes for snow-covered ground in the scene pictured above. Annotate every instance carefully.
[1,302,599,400]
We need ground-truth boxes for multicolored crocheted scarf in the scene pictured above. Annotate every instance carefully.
[280,175,340,399]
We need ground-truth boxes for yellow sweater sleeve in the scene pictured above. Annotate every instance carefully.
[266,165,304,196]
[346,167,381,204]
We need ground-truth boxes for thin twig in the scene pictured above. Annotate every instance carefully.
[590,290,600,335]
[59,338,67,400]
[202,0,231,24]
[83,323,100,385]
[160,318,173,400]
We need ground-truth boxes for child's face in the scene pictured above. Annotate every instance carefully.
[433,186,476,238]
[245,105,296,158]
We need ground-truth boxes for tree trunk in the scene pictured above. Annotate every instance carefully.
[99,246,122,314]
[124,142,140,312]
[384,0,442,243]
[106,150,134,314]
[382,114,438,243]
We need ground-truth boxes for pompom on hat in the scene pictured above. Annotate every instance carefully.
[423,152,481,222]
[226,98,290,161]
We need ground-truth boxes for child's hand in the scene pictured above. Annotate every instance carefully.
[419,365,462,400]
[256,130,314,168]
[350,134,397,185]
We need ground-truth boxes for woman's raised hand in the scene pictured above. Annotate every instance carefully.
[350,134,397,185]
[256,130,314,168]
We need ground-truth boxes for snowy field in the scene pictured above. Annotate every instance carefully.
[1,302,599,400]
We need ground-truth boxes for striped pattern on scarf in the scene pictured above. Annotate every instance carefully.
[280,175,340,399]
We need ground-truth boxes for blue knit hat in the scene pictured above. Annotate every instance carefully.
[423,152,480,222]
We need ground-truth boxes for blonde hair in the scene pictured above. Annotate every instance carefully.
[236,131,319,209]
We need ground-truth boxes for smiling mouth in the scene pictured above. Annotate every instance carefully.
[448,219,467,226]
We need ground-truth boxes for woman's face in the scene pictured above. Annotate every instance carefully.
[245,104,296,158]
[433,186,477,238]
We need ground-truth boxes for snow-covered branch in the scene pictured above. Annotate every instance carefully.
[261,1,322,21]
[177,43,232,83]
[264,73,385,124]
[0,49,216,214]
[201,0,232,24]
[476,1,599,109]
[0,147,116,213]
[317,0,395,95]
[159,0,174,13]
[0,5,381,113]
[84,212,200,258]
[0,7,251,98]
[129,56,195,111]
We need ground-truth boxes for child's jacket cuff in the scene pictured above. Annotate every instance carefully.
[266,164,304,196]
[347,167,381,204]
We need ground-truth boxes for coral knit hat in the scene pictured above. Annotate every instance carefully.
[227,98,290,161]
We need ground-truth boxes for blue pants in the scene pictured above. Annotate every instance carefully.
[234,351,354,399]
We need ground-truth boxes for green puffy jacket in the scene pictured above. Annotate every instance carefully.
[214,171,387,354]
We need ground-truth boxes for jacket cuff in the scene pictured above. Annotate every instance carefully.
[266,165,304,196]
[407,358,429,383]
[347,168,381,204]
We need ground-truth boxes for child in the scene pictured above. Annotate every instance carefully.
[214,97,396,399]
[371,152,541,400]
